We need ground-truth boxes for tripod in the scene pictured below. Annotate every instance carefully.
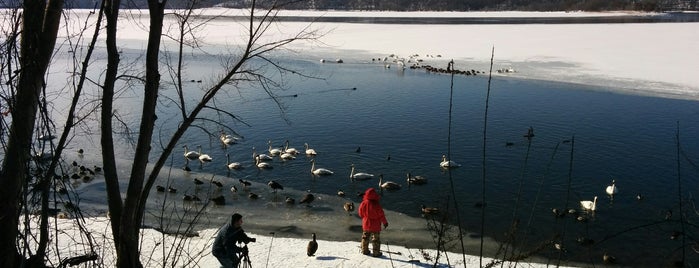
[238,245,252,268]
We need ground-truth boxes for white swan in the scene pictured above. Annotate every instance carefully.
[580,196,598,211]
[406,172,427,185]
[226,153,242,170]
[349,164,374,181]
[197,146,212,162]
[439,154,461,168]
[219,131,238,146]
[255,156,273,169]
[183,145,200,160]
[268,140,282,156]
[606,179,618,196]
[252,147,273,161]
[304,143,317,155]
[379,174,401,191]
[280,150,296,160]
[311,159,333,176]
[284,140,299,155]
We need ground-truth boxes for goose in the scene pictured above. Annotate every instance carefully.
[197,146,212,163]
[226,153,242,170]
[299,193,315,205]
[156,185,166,192]
[605,179,618,196]
[284,140,299,155]
[248,192,259,199]
[268,180,284,193]
[268,141,282,156]
[311,159,333,176]
[343,202,355,215]
[211,180,223,188]
[255,156,273,169]
[307,233,318,256]
[580,196,598,211]
[439,155,461,168]
[193,178,204,186]
[378,174,401,191]
[304,143,317,155]
[210,195,225,205]
[421,205,439,215]
[183,145,200,160]
[219,131,238,146]
[406,172,427,186]
[285,196,296,204]
[183,194,201,201]
[349,164,374,181]
[239,179,252,188]
[252,147,273,162]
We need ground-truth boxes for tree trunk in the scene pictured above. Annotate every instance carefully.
[0,1,63,267]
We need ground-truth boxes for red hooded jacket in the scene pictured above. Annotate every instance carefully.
[358,188,388,232]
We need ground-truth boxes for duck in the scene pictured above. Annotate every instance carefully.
[267,140,282,156]
[304,143,317,155]
[239,179,252,188]
[211,180,223,188]
[284,140,299,155]
[299,193,315,205]
[406,172,427,186]
[183,145,200,160]
[210,195,225,205]
[193,178,204,186]
[310,159,333,176]
[349,164,374,181]
[580,196,598,211]
[255,156,273,169]
[226,153,242,170]
[219,131,238,146]
[421,205,439,215]
[267,180,284,193]
[605,179,618,196]
[343,202,355,215]
[378,174,401,191]
[248,192,259,200]
[156,185,165,192]
[197,146,212,163]
[285,196,295,204]
[307,233,318,256]
[439,154,461,168]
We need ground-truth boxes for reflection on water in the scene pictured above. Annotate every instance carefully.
[55,48,699,267]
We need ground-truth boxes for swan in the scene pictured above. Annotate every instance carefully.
[280,150,296,160]
[226,153,242,170]
[197,146,212,163]
[580,196,598,211]
[379,174,401,191]
[219,131,238,146]
[284,140,299,155]
[406,172,427,185]
[252,147,273,161]
[605,179,618,195]
[304,143,318,155]
[439,154,461,168]
[350,164,375,181]
[268,140,282,156]
[310,159,333,176]
[183,145,200,160]
[255,156,273,169]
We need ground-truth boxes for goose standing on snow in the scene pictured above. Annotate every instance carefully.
[304,143,317,156]
[307,233,318,256]
[606,179,618,196]
[311,159,333,176]
[580,196,598,211]
[349,164,374,181]
[439,154,461,168]
[226,153,242,170]
[378,174,401,191]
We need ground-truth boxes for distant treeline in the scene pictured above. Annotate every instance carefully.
[12,0,699,11]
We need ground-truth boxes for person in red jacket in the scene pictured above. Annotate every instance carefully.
[358,187,388,257]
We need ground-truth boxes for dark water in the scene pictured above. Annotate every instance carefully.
[60,50,699,267]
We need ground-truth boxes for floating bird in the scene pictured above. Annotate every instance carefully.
[307,233,318,256]
[349,164,374,181]
[280,150,296,160]
[252,147,273,161]
[299,193,315,205]
[378,174,401,191]
[183,145,200,160]
[219,131,239,146]
[580,196,598,211]
[337,190,346,197]
[268,140,282,156]
[226,153,242,170]
[636,193,643,200]
[606,179,618,196]
[255,156,273,169]
[304,143,317,155]
[552,208,565,218]
[198,146,213,163]
[603,252,616,264]
[210,195,225,205]
[156,185,165,192]
[239,179,252,188]
[439,155,461,168]
[285,196,295,204]
[268,180,284,193]
[343,202,355,215]
[421,205,439,215]
[355,146,361,153]
[284,140,299,155]
[311,159,333,176]
[248,192,259,200]
[406,172,427,186]
[505,141,515,147]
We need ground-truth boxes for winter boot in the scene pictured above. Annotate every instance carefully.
[371,232,382,257]
[360,232,370,255]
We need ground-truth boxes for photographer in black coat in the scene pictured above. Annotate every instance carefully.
[212,213,256,267]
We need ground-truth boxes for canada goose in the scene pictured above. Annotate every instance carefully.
[606,179,618,196]
[284,140,299,155]
[183,145,200,160]
[268,180,284,193]
[421,205,439,215]
[439,155,461,168]
[226,154,242,170]
[311,159,333,176]
[248,192,259,199]
[580,196,598,211]
[193,178,204,185]
[183,194,201,201]
[239,179,252,188]
[211,180,223,188]
[349,164,374,181]
[299,193,315,205]
[304,143,317,155]
[307,233,318,256]
[156,185,165,192]
[210,195,225,205]
[378,174,401,191]
[268,141,282,156]
[255,156,273,169]
[343,202,355,215]
[406,172,427,185]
